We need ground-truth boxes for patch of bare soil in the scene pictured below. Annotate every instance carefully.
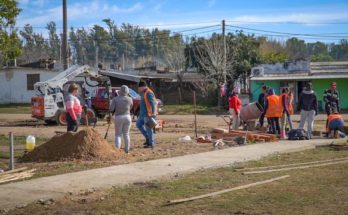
[21,128,122,162]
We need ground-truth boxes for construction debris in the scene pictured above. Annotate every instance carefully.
[21,128,121,162]
[211,128,278,143]
[0,168,35,184]
[166,175,290,205]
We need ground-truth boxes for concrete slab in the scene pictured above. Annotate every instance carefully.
[0,138,338,210]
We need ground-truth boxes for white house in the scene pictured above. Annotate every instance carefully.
[0,67,58,104]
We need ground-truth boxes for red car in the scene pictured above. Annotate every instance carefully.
[91,87,163,118]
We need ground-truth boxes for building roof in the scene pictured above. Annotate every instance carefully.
[250,61,348,81]
[100,69,203,83]
[100,70,171,83]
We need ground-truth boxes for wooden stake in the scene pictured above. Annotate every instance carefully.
[193,91,197,138]
[235,157,348,171]
[0,167,28,176]
[166,175,289,205]
[243,160,348,175]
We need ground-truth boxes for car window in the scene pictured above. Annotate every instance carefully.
[129,88,140,98]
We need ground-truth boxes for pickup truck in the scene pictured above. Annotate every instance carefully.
[91,87,163,119]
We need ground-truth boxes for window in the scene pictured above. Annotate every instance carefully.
[27,74,40,90]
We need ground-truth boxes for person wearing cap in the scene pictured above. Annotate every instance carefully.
[136,80,158,149]
[228,87,242,130]
[297,82,318,139]
[324,82,340,116]
[326,111,346,138]
[65,83,82,132]
[109,85,133,153]
[264,88,282,135]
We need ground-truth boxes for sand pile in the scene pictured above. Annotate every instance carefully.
[21,128,121,162]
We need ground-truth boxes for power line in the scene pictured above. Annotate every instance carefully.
[226,25,348,39]
[225,28,345,41]
[226,20,348,25]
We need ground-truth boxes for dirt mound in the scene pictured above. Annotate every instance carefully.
[21,128,121,162]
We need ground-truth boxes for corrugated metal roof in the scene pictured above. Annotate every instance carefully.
[251,74,348,81]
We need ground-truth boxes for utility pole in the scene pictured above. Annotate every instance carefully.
[62,0,68,70]
[222,19,227,83]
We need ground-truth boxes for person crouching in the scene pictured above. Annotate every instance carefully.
[326,111,346,138]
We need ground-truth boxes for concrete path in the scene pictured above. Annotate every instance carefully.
[0,138,337,210]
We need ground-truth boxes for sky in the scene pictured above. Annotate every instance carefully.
[15,0,348,43]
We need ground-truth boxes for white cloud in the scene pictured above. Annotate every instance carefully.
[17,1,144,27]
[207,0,216,8]
[230,13,348,25]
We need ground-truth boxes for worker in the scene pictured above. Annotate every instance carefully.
[298,82,318,139]
[324,82,340,116]
[109,85,133,153]
[65,83,82,132]
[258,85,267,127]
[280,88,294,139]
[264,88,282,135]
[229,87,242,130]
[136,80,158,149]
[326,111,346,138]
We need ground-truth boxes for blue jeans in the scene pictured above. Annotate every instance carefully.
[136,116,155,146]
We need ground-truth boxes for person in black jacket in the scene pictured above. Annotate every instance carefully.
[323,82,340,115]
[297,82,318,139]
[258,85,268,127]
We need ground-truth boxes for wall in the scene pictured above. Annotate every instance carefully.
[250,78,348,110]
[0,68,57,104]
[252,61,310,76]
[312,78,348,110]
[250,80,280,102]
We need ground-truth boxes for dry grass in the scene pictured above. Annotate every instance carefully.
[8,147,348,215]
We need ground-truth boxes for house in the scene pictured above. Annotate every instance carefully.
[100,67,205,104]
[250,61,348,110]
[0,67,59,104]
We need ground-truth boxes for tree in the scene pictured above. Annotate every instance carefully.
[285,37,307,60]
[0,0,21,66]
[19,24,49,63]
[46,21,61,60]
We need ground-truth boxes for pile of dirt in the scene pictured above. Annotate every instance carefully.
[21,128,121,162]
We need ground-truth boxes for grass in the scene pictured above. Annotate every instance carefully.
[0,103,31,114]
[0,135,49,169]
[161,104,221,115]
[10,147,348,215]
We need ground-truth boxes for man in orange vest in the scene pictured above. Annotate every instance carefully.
[264,88,283,135]
[136,81,158,149]
[326,111,346,138]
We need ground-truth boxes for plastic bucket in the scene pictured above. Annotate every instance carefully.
[240,102,264,121]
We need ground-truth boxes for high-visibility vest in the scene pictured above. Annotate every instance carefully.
[280,93,294,115]
[144,88,158,117]
[326,114,343,132]
[266,95,283,118]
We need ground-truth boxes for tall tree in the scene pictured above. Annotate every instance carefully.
[46,21,61,61]
[0,0,21,66]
